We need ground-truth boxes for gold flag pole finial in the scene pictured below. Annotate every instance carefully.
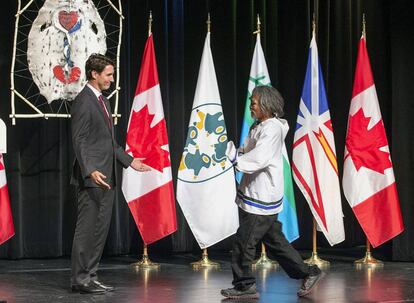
[362,13,366,39]
[207,13,211,33]
[312,13,316,36]
[148,11,153,37]
[253,14,261,35]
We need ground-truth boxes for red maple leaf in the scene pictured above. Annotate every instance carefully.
[346,108,392,174]
[126,105,170,172]
[0,155,4,171]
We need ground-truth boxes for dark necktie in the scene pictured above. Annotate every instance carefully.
[98,95,111,126]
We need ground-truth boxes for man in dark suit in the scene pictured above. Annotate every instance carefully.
[70,54,149,294]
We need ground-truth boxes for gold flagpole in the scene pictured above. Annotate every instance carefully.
[190,14,220,271]
[253,13,260,35]
[362,13,366,40]
[148,10,153,37]
[302,14,329,269]
[312,12,316,37]
[353,14,383,269]
[304,219,329,267]
[129,12,160,271]
[207,12,211,33]
[250,14,278,270]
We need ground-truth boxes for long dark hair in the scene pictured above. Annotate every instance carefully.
[252,85,285,118]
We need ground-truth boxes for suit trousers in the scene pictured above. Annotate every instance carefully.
[71,186,115,286]
[231,208,318,290]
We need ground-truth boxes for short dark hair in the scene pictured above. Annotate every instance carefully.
[85,53,115,81]
[251,85,284,118]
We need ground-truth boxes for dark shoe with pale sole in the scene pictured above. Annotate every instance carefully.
[297,271,325,297]
[221,283,260,299]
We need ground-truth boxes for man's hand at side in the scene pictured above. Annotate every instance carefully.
[130,158,151,172]
[90,170,111,189]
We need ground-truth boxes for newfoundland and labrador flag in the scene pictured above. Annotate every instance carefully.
[292,33,345,246]
[342,36,404,247]
[122,34,177,245]
[0,154,14,245]
[238,34,299,242]
[176,32,238,249]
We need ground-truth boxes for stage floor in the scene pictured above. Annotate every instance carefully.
[0,252,413,303]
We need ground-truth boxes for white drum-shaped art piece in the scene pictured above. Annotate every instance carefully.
[27,0,107,103]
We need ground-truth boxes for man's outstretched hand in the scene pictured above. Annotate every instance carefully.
[130,158,151,172]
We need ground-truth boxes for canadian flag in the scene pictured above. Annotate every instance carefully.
[343,36,404,248]
[0,154,14,245]
[122,34,177,244]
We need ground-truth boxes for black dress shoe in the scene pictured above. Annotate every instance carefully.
[71,283,106,294]
[91,280,115,292]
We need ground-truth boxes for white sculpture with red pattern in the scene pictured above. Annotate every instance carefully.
[27,0,107,103]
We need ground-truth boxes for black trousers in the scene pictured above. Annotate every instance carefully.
[71,187,115,286]
[231,208,319,289]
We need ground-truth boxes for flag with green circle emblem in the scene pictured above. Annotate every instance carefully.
[176,32,238,249]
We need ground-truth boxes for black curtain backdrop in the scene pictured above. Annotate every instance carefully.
[0,0,413,260]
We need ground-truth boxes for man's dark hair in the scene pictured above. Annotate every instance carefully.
[85,53,115,81]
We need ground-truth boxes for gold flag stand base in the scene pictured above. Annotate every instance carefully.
[304,252,330,268]
[252,252,278,269]
[304,219,330,268]
[355,240,383,269]
[130,245,160,270]
[252,244,278,269]
[354,252,383,268]
[191,249,220,270]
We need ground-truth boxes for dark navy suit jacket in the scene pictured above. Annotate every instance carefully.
[70,85,132,188]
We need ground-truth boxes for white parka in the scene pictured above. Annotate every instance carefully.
[235,117,289,215]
